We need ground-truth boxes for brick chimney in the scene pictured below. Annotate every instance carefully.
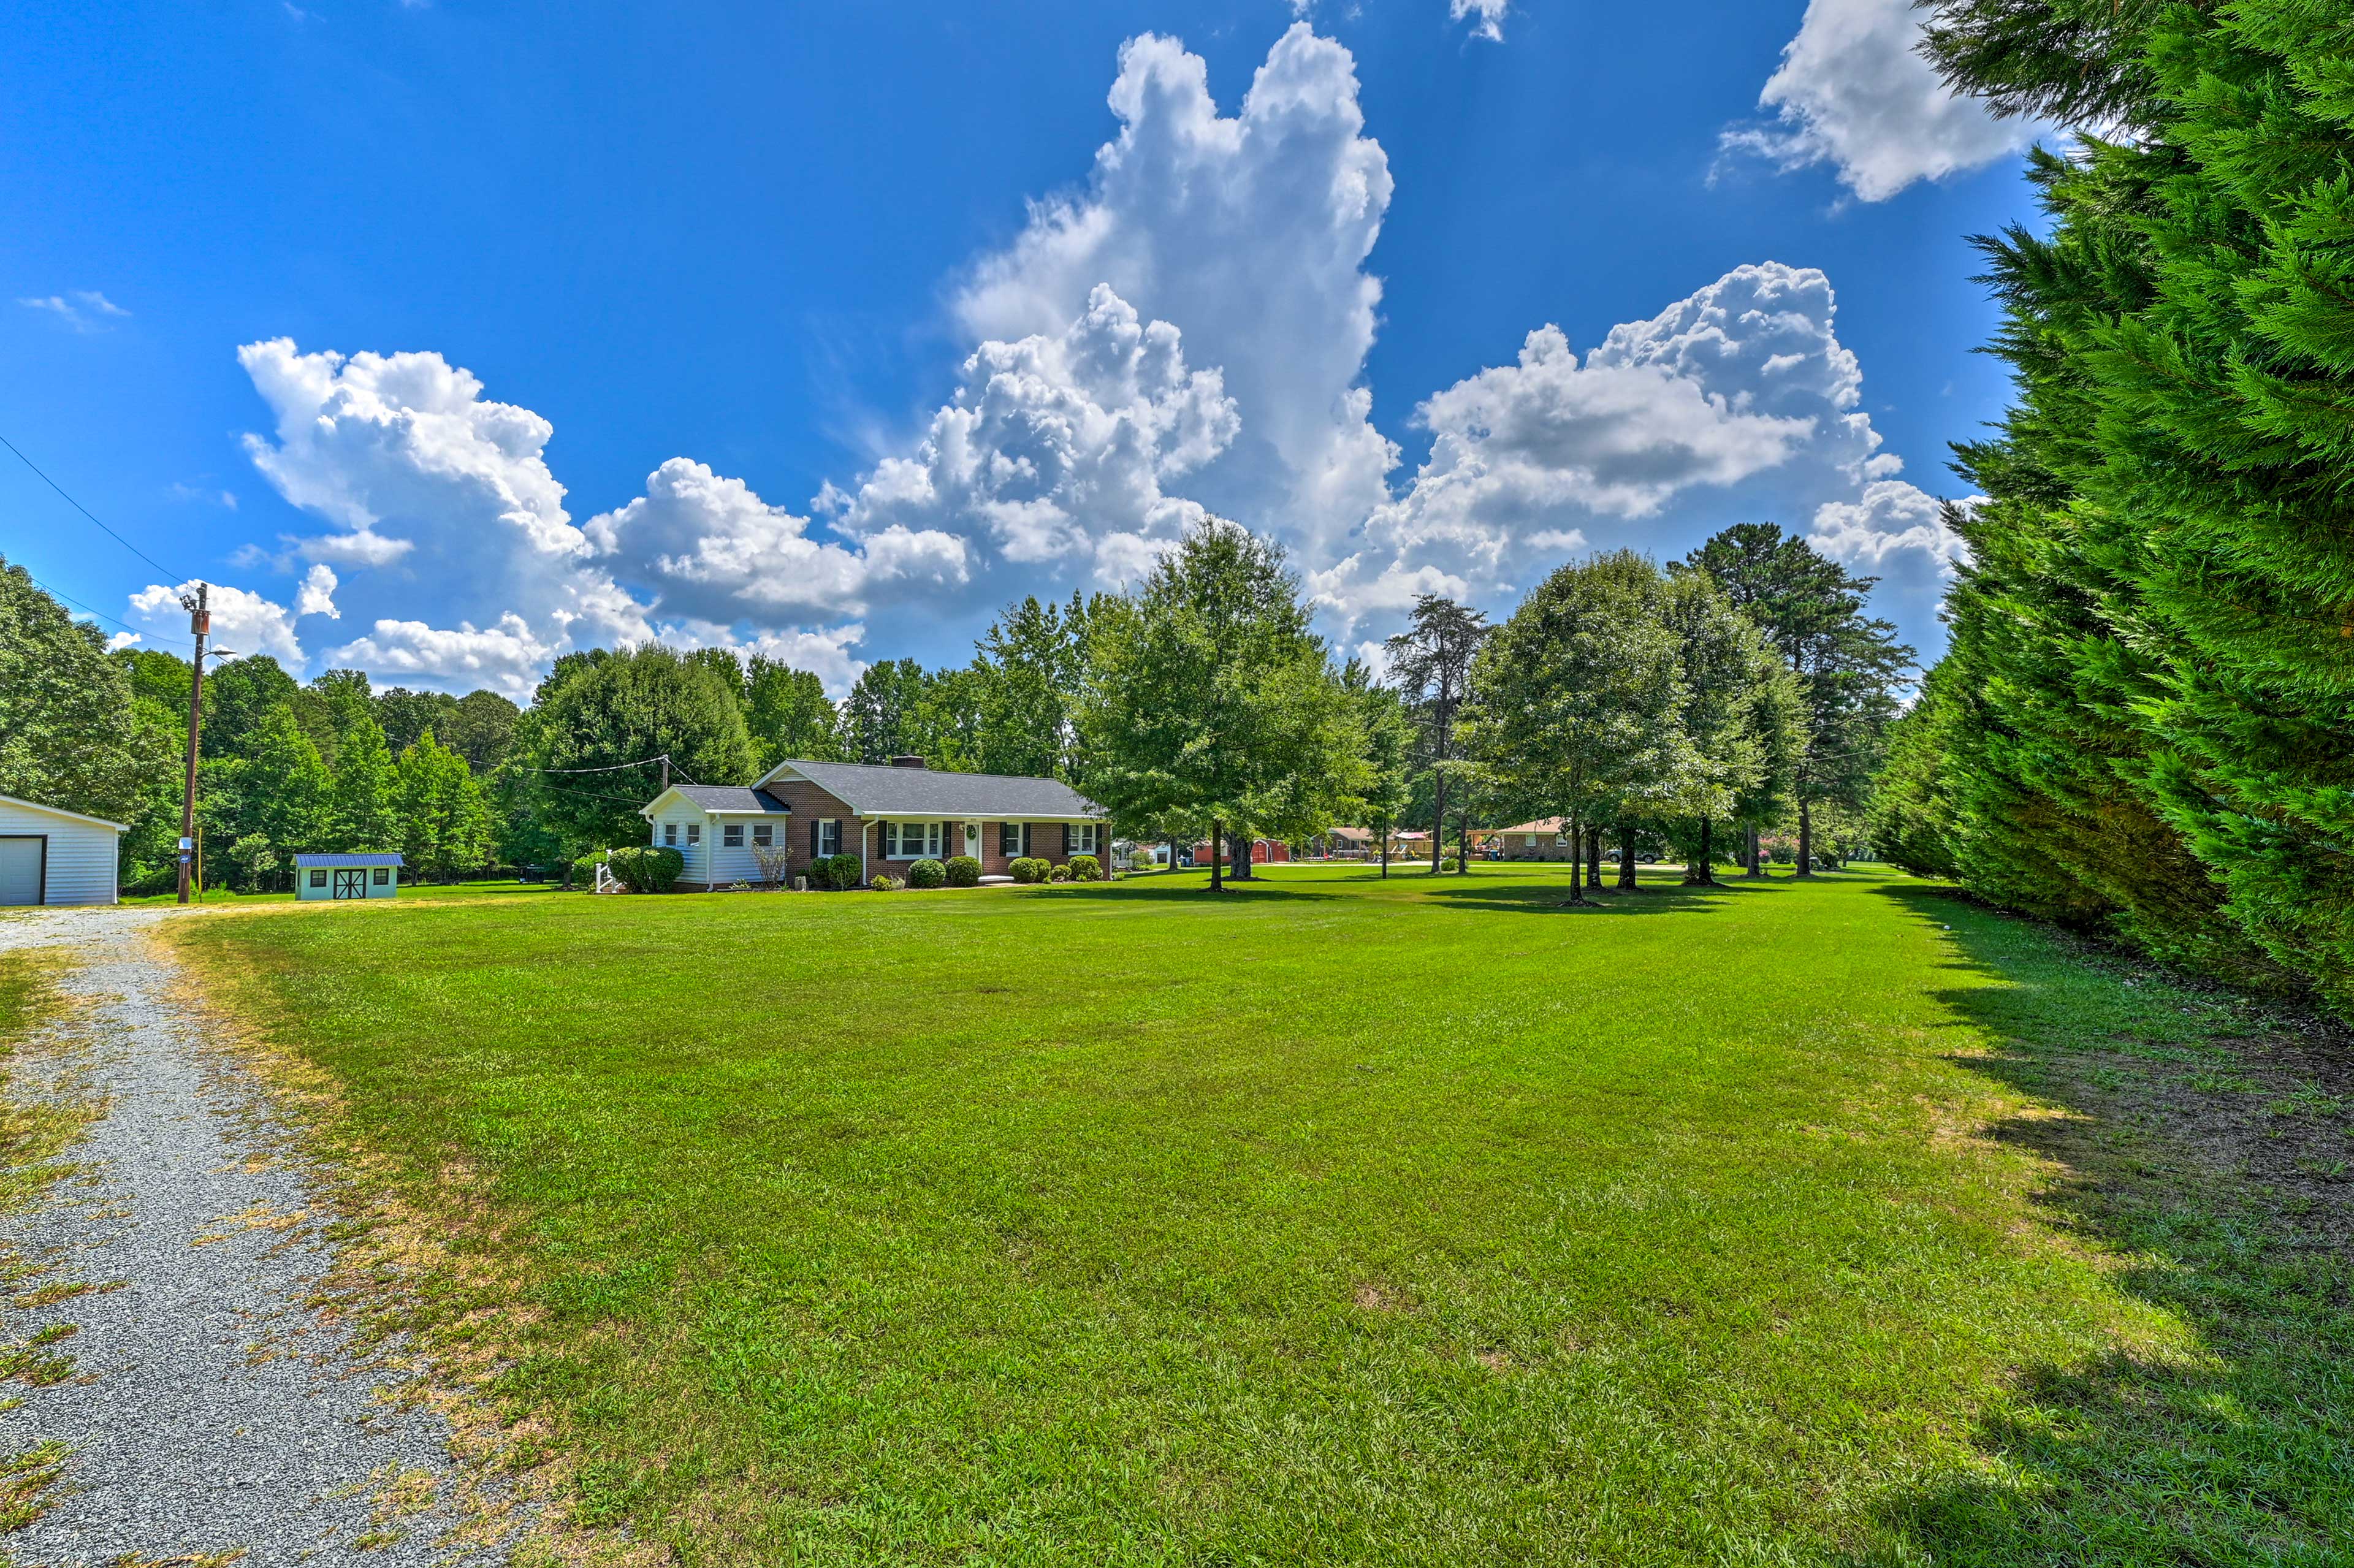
[890,755,928,769]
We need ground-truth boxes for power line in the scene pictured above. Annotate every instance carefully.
[0,432,188,583]
[15,568,194,651]
[530,758,669,774]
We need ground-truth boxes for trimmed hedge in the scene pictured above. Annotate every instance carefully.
[1008,856,1049,885]
[1049,864,1070,883]
[1067,854,1101,883]
[606,845,685,894]
[869,873,903,892]
[571,851,607,888]
[944,855,981,888]
[907,858,947,889]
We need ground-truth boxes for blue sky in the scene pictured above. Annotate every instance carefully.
[3,0,2051,698]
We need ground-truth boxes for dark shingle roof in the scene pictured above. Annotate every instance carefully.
[667,785,792,813]
[771,761,1104,818]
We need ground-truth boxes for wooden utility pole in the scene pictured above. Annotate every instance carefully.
[176,584,208,905]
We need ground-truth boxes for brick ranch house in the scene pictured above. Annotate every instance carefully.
[1488,817,1575,861]
[639,756,1110,891]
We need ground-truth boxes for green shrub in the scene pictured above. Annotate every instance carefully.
[813,853,864,891]
[606,846,685,894]
[1067,854,1101,882]
[944,855,981,888]
[1008,856,1048,885]
[1049,864,1070,883]
[1442,856,1461,873]
[869,873,902,892]
[571,851,607,888]
[907,858,947,889]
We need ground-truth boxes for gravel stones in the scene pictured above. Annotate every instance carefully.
[0,906,491,1565]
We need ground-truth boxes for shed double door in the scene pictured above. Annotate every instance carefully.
[332,868,368,900]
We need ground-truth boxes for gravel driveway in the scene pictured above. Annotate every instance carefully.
[0,905,493,1565]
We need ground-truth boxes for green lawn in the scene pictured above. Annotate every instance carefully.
[120,876,562,907]
[172,864,2353,1564]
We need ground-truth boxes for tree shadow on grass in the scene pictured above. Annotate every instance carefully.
[1849,883,2354,1566]
[1412,873,1793,916]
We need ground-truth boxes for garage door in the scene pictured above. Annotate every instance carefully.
[0,837,42,905]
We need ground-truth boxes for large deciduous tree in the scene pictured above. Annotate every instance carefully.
[1081,520,1363,893]
[1659,567,1799,885]
[0,557,152,826]
[516,646,758,853]
[1465,553,1689,904]
[742,656,846,768]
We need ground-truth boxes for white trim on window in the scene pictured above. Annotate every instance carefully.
[663,822,678,847]
[752,824,772,847]
[1068,822,1099,856]
[815,818,841,858]
[882,820,944,860]
[722,824,744,848]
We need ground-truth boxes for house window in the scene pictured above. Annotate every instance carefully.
[308,869,327,888]
[686,823,701,847]
[815,819,841,858]
[752,824,772,847]
[1525,834,1537,847]
[884,821,942,859]
[1070,823,1099,855]
[664,822,678,846]
[723,824,744,848]
[999,821,1025,857]
[371,867,390,886]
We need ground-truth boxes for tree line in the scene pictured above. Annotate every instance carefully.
[4,508,1911,894]
[1863,0,2354,1014]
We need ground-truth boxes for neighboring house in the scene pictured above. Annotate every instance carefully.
[294,852,403,901]
[639,756,1110,891]
[0,793,123,907]
[1189,837,1291,867]
[1491,818,1574,861]
[1311,826,1373,859]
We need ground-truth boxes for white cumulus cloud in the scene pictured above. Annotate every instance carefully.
[829,283,1236,585]
[294,563,340,619]
[127,580,305,666]
[586,459,967,623]
[955,24,1397,554]
[1720,0,2044,202]
[1319,262,1960,645]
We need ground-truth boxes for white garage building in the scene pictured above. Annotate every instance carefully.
[0,794,124,907]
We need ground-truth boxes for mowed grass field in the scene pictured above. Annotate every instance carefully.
[170,864,2353,1564]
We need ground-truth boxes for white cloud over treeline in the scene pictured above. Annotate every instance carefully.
[131,24,1967,698]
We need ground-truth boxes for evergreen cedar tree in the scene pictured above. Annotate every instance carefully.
[1078,520,1365,892]
[1384,596,1490,875]
[1870,0,2354,1011]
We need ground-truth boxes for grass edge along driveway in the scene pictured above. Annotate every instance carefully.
[169,864,2353,1566]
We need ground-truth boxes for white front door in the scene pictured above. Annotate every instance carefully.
[964,821,981,861]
